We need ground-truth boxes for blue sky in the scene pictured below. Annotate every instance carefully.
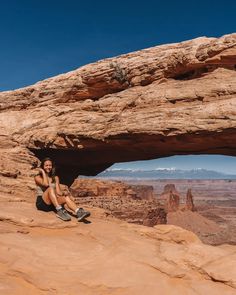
[111,156,236,174]
[0,0,236,173]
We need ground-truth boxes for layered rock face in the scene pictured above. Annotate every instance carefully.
[186,188,196,211]
[160,184,195,212]
[0,33,236,199]
[70,179,229,242]
[158,184,230,245]
[71,178,166,226]
[70,178,154,199]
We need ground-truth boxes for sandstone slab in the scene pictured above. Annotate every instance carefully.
[0,202,236,295]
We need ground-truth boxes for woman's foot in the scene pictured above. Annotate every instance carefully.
[56,208,71,221]
[77,208,91,221]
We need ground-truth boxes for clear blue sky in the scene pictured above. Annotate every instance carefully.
[111,156,236,174]
[0,0,236,173]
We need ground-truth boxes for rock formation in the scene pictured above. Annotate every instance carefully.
[0,203,236,294]
[165,191,180,212]
[167,209,229,245]
[160,184,196,212]
[162,184,179,195]
[1,34,236,293]
[70,178,154,199]
[70,178,136,198]
[70,178,166,226]
[0,33,235,199]
[186,188,196,211]
[159,184,227,244]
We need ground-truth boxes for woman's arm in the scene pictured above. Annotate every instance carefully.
[34,169,50,188]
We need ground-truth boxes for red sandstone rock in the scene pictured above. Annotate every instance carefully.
[70,178,135,198]
[165,191,180,212]
[167,210,225,245]
[160,184,196,213]
[162,184,179,195]
[186,188,196,211]
[0,34,236,294]
[0,203,236,294]
[70,178,154,200]
[70,178,166,226]
[0,34,236,198]
[160,184,229,244]
[160,184,181,212]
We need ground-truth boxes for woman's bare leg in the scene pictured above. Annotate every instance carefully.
[58,196,77,213]
[63,189,76,202]
[42,187,88,218]
[42,187,64,208]
[41,188,72,221]
[42,187,76,210]
[59,194,90,220]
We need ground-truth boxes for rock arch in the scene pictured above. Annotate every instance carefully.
[0,33,236,197]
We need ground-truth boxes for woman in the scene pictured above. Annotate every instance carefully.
[34,157,90,222]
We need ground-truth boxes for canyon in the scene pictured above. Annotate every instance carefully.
[0,33,236,294]
[71,177,236,245]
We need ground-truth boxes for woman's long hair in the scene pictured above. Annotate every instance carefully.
[40,157,56,183]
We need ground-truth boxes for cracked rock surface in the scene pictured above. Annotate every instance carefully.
[0,203,236,295]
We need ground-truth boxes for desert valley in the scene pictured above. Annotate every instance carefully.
[71,177,236,245]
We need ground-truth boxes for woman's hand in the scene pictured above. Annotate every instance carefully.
[34,168,50,188]
[37,168,45,175]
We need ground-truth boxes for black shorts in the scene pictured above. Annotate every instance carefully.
[36,196,55,212]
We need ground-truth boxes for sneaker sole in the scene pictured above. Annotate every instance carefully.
[56,214,71,221]
[77,212,91,222]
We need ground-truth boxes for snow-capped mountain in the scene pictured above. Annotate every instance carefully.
[96,168,236,179]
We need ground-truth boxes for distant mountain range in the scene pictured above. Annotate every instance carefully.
[94,168,236,179]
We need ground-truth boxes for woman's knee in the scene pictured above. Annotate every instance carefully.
[65,196,75,203]
[43,187,56,202]
[57,196,66,205]
[43,186,54,196]
[64,195,75,201]
[42,190,52,205]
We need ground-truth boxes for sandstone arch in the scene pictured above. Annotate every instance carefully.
[0,33,236,197]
